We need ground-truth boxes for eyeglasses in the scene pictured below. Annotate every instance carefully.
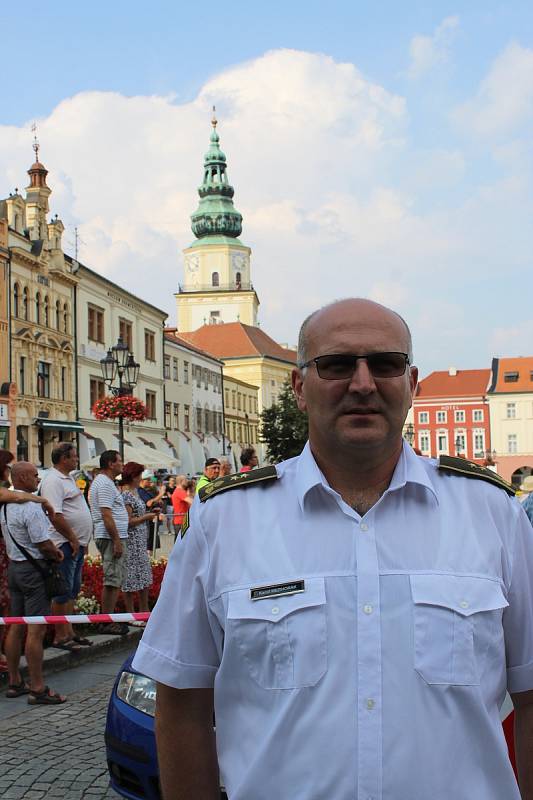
[298,352,410,380]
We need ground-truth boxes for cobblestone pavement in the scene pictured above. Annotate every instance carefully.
[0,676,120,799]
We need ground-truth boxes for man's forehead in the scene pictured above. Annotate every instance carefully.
[306,310,408,355]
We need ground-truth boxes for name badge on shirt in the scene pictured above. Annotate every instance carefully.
[250,580,305,601]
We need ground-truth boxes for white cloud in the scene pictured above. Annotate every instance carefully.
[453,42,533,136]
[407,16,459,80]
[490,320,533,357]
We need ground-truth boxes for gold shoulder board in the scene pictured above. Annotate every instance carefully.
[438,455,516,496]
[199,465,278,503]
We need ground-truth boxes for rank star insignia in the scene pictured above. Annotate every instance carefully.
[199,465,278,502]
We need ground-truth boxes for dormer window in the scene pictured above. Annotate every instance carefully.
[504,371,519,382]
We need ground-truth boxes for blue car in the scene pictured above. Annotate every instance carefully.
[105,653,227,799]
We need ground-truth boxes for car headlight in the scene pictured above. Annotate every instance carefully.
[116,671,157,717]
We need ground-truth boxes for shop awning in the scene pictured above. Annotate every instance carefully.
[35,419,84,433]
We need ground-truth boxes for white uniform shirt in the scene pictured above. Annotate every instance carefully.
[133,442,533,800]
[40,468,93,547]
[1,498,51,561]
[89,474,129,540]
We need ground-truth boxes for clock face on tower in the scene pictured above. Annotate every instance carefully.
[185,255,200,283]
[232,253,247,273]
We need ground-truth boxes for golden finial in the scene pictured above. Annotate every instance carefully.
[31,122,40,162]
[211,105,218,129]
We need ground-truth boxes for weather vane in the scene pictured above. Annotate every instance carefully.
[211,105,218,129]
[31,122,40,161]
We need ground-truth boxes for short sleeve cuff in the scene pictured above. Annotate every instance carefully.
[507,660,533,694]
[132,642,217,689]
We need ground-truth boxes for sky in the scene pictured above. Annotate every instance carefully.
[1,0,532,378]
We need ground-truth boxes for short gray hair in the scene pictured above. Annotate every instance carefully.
[297,298,413,366]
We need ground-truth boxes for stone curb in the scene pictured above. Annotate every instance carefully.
[0,627,143,688]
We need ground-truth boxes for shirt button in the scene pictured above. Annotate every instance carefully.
[459,600,469,609]
[366,698,375,710]
[360,523,369,532]
[363,604,373,615]
[271,606,280,615]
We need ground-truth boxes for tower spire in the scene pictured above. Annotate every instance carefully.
[190,109,243,240]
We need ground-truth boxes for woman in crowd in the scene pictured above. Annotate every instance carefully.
[120,462,157,624]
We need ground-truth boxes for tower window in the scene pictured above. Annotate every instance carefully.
[235,272,242,289]
[212,272,220,287]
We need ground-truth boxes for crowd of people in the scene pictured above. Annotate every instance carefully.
[0,442,259,704]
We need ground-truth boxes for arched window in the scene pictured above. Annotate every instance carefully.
[13,284,19,317]
[22,288,28,320]
[235,271,242,289]
[56,300,61,330]
[35,292,41,324]
[211,271,219,287]
[63,303,69,334]
[44,296,49,327]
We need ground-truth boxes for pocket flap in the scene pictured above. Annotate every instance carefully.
[228,577,326,623]
[410,574,508,616]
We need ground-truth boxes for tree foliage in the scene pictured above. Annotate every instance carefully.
[260,378,308,463]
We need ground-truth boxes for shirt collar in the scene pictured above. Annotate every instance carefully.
[295,439,438,510]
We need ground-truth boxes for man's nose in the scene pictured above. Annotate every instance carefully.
[346,358,377,394]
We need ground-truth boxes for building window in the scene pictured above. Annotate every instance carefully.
[90,377,106,408]
[225,388,230,407]
[419,431,430,453]
[184,361,189,384]
[437,430,448,454]
[63,303,69,334]
[210,311,220,325]
[35,292,41,324]
[507,434,518,454]
[454,410,465,423]
[173,403,179,430]
[504,371,519,383]
[163,355,171,380]
[237,392,242,411]
[196,406,202,431]
[13,284,19,317]
[173,358,178,381]
[473,429,485,457]
[88,305,104,343]
[204,407,210,432]
[37,361,50,398]
[204,368,208,389]
[212,271,219,287]
[44,296,49,327]
[145,329,156,361]
[436,410,447,424]
[164,401,171,429]
[119,318,133,351]
[56,300,61,329]
[19,356,26,395]
[184,404,190,431]
[418,411,429,424]
[232,390,236,409]
[145,391,157,420]
[454,430,466,454]
[61,367,67,401]
[473,409,484,422]
[22,287,28,320]
[506,403,516,419]
[235,271,242,288]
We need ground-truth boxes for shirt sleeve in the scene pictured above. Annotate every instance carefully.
[504,503,533,693]
[132,500,222,688]
[40,475,65,514]
[24,504,52,545]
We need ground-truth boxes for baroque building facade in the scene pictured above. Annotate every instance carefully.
[1,146,81,466]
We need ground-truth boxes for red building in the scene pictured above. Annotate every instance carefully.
[413,368,491,463]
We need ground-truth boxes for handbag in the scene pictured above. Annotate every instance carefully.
[2,506,68,600]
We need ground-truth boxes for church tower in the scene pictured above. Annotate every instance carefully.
[176,109,259,331]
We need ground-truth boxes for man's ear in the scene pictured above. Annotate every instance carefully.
[409,366,418,403]
[291,368,307,413]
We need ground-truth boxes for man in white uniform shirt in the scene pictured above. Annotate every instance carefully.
[89,449,129,635]
[40,443,93,650]
[134,299,533,800]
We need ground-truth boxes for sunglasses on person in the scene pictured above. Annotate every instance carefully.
[298,352,410,380]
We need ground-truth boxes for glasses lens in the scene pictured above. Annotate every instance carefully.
[316,355,357,379]
[366,353,407,377]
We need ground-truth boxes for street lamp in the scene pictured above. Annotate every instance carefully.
[100,337,140,462]
[455,436,463,456]
[404,422,414,445]
[244,412,251,445]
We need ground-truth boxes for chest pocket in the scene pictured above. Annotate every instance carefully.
[410,574,508,686]
[227,577,327,690]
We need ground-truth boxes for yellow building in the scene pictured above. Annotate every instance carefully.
[0,214,16,452]
[223,373,260,453]
[1,142,81,465]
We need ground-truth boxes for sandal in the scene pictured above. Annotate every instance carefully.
[28,686,66,705]
[72,635,93,647]
[98,623,129,636]
[6,681,31,698]
[51,639,82,653]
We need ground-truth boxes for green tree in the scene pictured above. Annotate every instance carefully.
[260,378,308,463]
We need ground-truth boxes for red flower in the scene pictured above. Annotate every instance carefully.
[92,395,148,422]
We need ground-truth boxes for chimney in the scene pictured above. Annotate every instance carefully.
[449,367,457,377]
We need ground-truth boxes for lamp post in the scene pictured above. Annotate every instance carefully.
[404,422,414,446]
[100,337,140,463]
[455,436,462,457]
[244,412,251,446]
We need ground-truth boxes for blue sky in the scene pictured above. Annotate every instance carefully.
[1,1,533,374]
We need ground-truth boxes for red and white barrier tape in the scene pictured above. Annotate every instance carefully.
[0,612,150,626]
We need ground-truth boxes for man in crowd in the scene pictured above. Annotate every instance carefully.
[89,450,129,635]
[1,462,65,704]
[219,458,232,477]
[171,476,193,539]
[134,298,533,800]
[194,458,220,495]
[239,447,258,473]
[40,443,93,651]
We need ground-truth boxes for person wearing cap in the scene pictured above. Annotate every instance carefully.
[195,458,221,495]
[520,475,533,525]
